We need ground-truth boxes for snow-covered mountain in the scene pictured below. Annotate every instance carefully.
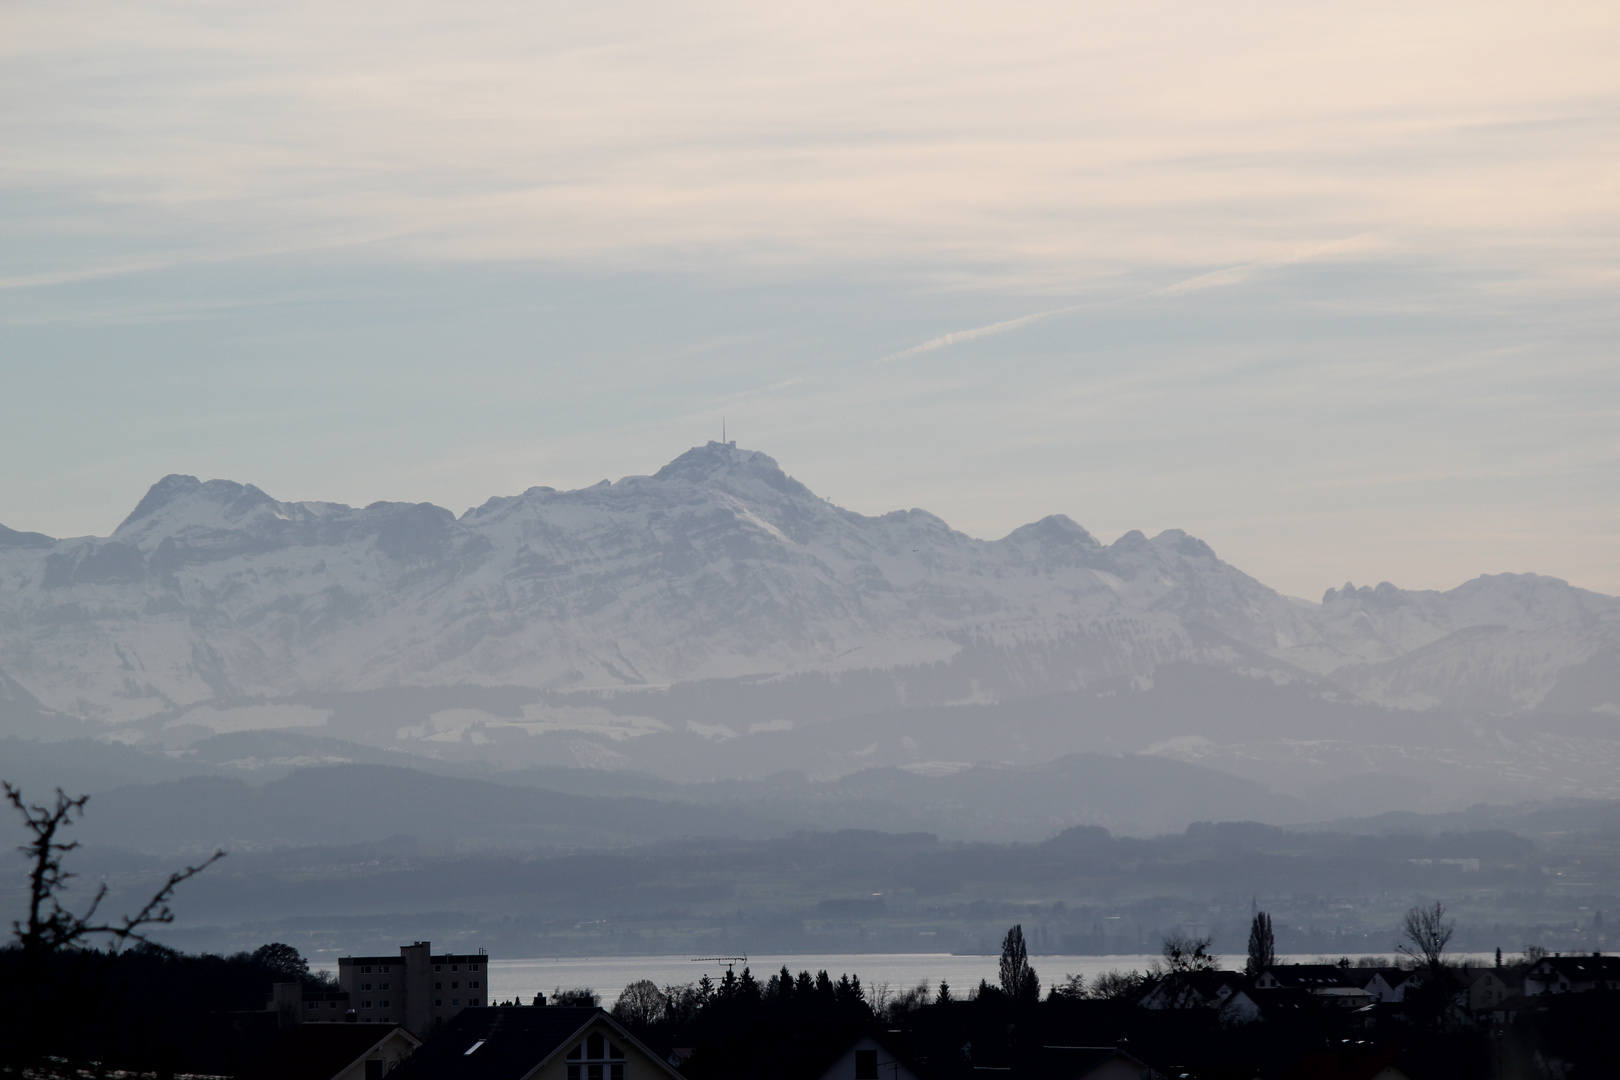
[0,443,1615,745]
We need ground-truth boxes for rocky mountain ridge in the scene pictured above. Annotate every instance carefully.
[0,443,1615,746]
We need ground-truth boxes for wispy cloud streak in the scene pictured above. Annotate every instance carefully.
[879,236,1383,363]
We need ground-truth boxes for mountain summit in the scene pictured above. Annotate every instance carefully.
[0,444,1615,743]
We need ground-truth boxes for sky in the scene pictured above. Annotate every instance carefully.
[2,1,1617,598]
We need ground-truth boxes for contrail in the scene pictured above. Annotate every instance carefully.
[878,236,1378,364]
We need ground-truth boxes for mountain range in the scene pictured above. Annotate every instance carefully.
[2,442,1617,814]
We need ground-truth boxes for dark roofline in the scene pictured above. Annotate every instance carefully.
[513,1009,685,1080]
[802,1029,933,1080]
[340,953,489,964]
[1040,1045,1150,1078]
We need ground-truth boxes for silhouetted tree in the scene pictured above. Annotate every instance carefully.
[771,965,795,1007]
[612,979,668,1027]
[1049,972,1087,1000]
[999,924,1040,1003]
[3,782,224,1068]
[1158,929,1217,974]
[6,783,224,961]
[552,986,601,1006]
[251,942,309,981]
[1245,910,1275,976]
[1088,969,1146,1001]
[1398,900,1454,976]
[935,979,952,1004]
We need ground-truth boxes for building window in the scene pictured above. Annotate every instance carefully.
[435,965,442,972]
[435,982,443,990]
[307,1001,319,1011]
[363,1001,373,1009]
[451,981,460,989]
[330,1002,339,1009]
[380,965,390,973]
[470,998,480,1006]
[567,1033,626,1080]
[362,966,372,974]
[452,998,460,1007]
[380,999,390,1008]
[470,963,480,971]
[469,980,480,988]
[362,983,373,992]
[451,964,459,971]
[379,982,390,991]
[856,1050,879,1079]
[435,999,443,1007]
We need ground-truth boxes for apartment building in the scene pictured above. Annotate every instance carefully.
[337,941,490,1032]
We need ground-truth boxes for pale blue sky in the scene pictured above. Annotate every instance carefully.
[2,1,1617,597]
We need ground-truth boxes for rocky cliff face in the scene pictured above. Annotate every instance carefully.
[0,443,1615,732]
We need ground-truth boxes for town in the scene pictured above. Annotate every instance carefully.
[2,919,1616,1079]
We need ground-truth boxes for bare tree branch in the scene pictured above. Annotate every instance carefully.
[98,851,227,948]
[5,781,226,956]
[1397,900,1454,974]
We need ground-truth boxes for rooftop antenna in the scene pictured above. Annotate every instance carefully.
[692,955,748,975]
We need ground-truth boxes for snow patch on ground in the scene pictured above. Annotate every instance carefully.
[899,760,973,777]
[166,704,332,734]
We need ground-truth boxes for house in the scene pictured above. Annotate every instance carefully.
[1217,988,1314,1027]
[1488,994,1548,1025]
[238,1023,421,1080]
[389,1006,683,1080]
[1463,970,1514,1010]
[1308,986,1372,1009]
[812,1034,927,1080]
[1138,972,1244,1011]
[337,941,492,1032]
[269,982,355,1025]
[1256,966,1407,1007]
[1358,971,1419,1004]
[1523,954,1620,995]
[1037,1046,1163,1080]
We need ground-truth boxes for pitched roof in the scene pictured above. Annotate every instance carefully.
[807,1032,931,1080]
[1039,1045,1152,1080]
[1533,954,1620,980]
[1261,966,1365,989]
[1230,988,1316,1018]
[1279,1055,1411,1080]
[238,1024,419,1080]
[392,1008,677,1080]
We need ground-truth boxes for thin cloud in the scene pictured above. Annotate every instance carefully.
[880,235,1383,363]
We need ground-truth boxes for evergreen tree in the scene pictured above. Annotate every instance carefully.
[773,965,794,1005]
[1245,910,1276,976]
[998,924,1040,1003]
